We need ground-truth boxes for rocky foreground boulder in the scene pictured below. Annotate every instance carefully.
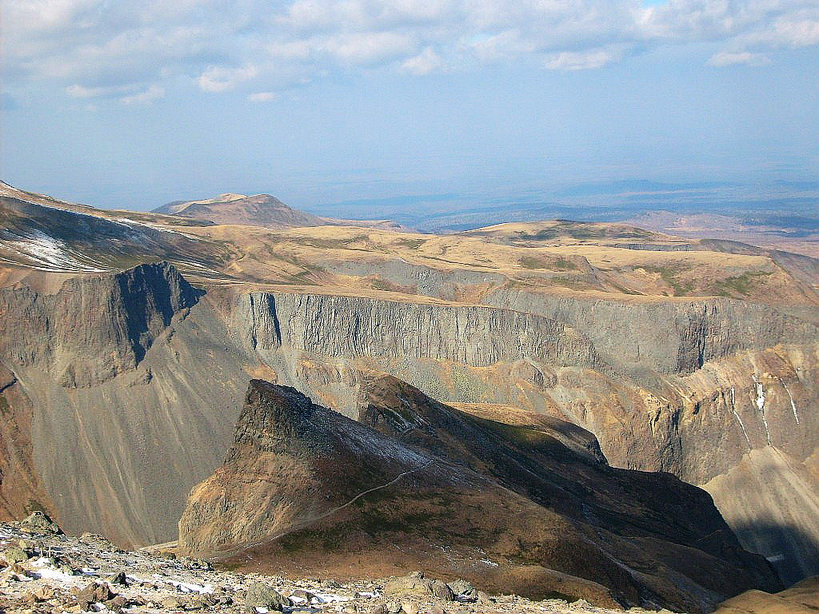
[178,378,781,613]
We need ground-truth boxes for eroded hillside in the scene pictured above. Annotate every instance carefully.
[0,182,816,595]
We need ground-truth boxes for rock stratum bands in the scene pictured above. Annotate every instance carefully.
[0,262,816,604]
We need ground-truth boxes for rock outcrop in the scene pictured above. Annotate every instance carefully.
[484,289,816,375]
[233,292,602,369]
[222,287,817,585]
[179,378,781,613]
[0,263,249,546]
[0,262,202,387]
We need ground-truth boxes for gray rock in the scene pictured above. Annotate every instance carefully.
[383,572,454,602]
[447,579,477,600]
[107,571,127,585]
[20,511,62,534]
[290,588,318,603]
[429,580,454,601]
[244,582,290,612]
[401,601,419,614]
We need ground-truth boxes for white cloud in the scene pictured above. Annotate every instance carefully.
[198,65,258,93]
[122,84,165,104]
[5,0,819,99]
[707,51,772,67]
[248,91,277,102]
[544,47,624,71]
[66,83,128,98]
[321,32,416,65]
[401,47,443,75]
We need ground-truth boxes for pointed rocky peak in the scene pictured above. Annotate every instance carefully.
[231,380,321,453]
[115,261,204,313]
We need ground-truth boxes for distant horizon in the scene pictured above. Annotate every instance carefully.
[5,174,817,241]
[3,1,817,218]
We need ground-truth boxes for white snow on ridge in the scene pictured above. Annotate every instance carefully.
[2,230,107,272]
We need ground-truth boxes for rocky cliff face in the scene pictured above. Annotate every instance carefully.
[484,289,816,375]
[221,287,818,586]
[233,291,602,369]
[0,263,249,546]
[179,378,781,613]
[0,262,202,388]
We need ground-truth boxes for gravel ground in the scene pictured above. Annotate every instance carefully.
[0,515,673,614]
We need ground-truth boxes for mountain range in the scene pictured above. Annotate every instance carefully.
[0,181,816,612]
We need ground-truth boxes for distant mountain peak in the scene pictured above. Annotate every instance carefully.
[152,192,326,228]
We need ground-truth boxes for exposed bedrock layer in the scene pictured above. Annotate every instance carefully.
[179,378,781,614]
[0,265,815,587]
[226,288,818,585]
[231,291,603,369]
[0,264,249,545]
[484,289,816,375]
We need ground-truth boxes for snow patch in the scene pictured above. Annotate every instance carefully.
[753,375,765,411]
[3,230,106,272]
[779,379,799,424]
[313,592,352,603]
[728,387,751,450]
[752,375,772,446]
[154,574,214,594]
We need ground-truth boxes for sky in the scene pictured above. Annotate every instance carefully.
[1,0,818,213]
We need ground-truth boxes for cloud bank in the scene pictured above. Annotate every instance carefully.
[3,0,818,101]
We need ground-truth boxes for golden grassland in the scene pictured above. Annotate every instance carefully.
[176,221,815,307]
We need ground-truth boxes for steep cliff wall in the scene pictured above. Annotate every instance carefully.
[0,263,202,388]
[484,289,816,374]
[0,263,249,546]
[233,292,602,370]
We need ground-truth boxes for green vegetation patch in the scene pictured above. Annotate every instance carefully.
[519,255,578,271]
[713,271,773,296]
[24,499,47,515]
[518,222,656,242]
[298,235,370,250]
[639,265,695,296]
[392,237,426,249]
[469,415,556,448]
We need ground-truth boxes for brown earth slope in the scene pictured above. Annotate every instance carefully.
[179,378,781,614]
[153,193,326,228]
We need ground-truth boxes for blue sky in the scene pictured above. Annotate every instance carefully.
[2,0,818,213]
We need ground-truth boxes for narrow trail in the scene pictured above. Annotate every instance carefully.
[216,459,436,561]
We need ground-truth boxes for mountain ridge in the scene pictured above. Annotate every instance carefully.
[179,377,781,613]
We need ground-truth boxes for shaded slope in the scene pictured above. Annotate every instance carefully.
[0,363,57,522]
[0,189,229,279]
[704,447,819,586]
[180,379,780,613]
